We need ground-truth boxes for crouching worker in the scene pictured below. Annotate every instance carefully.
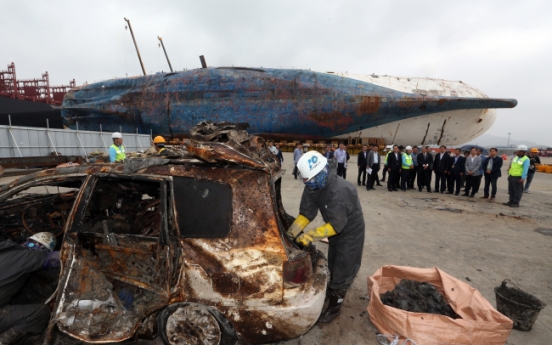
[288,151,365,324]
[153,136,169,156]
[0,233,60,345]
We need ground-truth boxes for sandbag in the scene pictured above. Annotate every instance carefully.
[367,266,513,345]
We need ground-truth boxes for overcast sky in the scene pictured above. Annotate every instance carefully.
[3,0,551,145]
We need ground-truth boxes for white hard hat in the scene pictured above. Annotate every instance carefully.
[297,151,328,180]
[517,144,527,151]
[28,232,56,251]
[406,146,412,150]
[112,132,123,139]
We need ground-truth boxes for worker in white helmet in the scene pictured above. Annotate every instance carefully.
[0,232,60,344]
[109,132,126,163]
[287,151,365,324]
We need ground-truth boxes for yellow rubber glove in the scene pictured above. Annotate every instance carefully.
[287,214,310,238]
[296,223,337,246]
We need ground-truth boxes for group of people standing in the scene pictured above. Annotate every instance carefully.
[360,143,536,207]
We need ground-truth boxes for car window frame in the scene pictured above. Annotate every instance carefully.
[67,173,170,245]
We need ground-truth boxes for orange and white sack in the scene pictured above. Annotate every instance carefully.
[367,265,513,345]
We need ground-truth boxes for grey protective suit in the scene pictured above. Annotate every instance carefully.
[299,159,365,290]
[0,241,51,338]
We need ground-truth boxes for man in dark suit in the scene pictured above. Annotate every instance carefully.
[417,146,433,192]
[323,144,334,159]
[366,144,382,190]
[433,145,451,194]
[448,148,466,195]
[386,145,401,192]
[482,148,503,201]
[357,145,369,186]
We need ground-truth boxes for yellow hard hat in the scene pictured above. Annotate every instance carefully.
[153,136,166,144]
[530,148,539,153]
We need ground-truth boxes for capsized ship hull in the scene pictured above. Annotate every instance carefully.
[61,67,516,145]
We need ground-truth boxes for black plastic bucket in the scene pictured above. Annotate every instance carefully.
[495,280,546,331]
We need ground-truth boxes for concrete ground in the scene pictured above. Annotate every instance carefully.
[3,154,551,345]
[273,153,552,345]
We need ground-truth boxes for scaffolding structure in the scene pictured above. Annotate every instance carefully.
[0,62,76,106]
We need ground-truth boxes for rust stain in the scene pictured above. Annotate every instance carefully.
[0,122,327,345]
[358,96,381,114]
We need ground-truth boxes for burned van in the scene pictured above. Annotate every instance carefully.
[0,123,328,345]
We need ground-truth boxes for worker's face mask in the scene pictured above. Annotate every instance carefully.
[23,240,47,251]
[305,164,329,191]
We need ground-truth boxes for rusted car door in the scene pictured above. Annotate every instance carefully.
[52,174,172,343]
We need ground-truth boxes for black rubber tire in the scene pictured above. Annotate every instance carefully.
[158,302,237,345]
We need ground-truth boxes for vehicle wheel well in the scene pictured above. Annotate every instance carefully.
[158,302,237,345]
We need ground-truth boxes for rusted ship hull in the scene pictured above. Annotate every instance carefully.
[61,68,516,145]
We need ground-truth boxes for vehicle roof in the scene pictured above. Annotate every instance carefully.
[0,122,282,194]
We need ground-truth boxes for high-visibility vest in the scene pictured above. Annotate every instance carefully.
[509,155,528,176]
[384,151,391,165]
[110,144,126,162]
[402,154,413,170]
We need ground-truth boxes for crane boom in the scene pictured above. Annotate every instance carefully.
[124,17,147,76]
[157,36,174,73]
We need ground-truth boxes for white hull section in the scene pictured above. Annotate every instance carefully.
[325,73,497,146]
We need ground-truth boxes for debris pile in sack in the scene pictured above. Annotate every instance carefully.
[380,279,459,319]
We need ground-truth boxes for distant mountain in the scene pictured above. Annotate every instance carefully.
[462,133,549,148]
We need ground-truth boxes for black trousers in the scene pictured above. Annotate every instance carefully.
[387,168,399,190]
[337,163,345,177]
[382,165,387,180]
[357,166,367,185]
[367,163,381,188]
[484,175,499,197]
[408,168,417,188]
[401,169,411,190]
[448,172,463,193]
[327,225,364,291]
[508,176,524,204]
[293,164,299,178]
[0,304,50,336]
[434,171,447,192]
[417,168,431,191]
[465,175,482,195]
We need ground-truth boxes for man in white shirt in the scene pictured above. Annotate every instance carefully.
[335,142,349,178]
[267,140,278,155]
[366,144,382,190]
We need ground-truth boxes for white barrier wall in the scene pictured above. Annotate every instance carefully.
[0,124,152,158]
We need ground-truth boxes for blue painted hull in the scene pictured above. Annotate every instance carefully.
[61,68,516,139]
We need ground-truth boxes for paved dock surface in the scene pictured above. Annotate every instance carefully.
[4,154,551,345]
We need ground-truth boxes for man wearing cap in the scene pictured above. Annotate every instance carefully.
[287,151,364,324]
[153,136,169,156]
[504,145,530,207]
[109,132,126,163]
[524,148,541,194]
[400,146,414,191]
[0,233,60,344]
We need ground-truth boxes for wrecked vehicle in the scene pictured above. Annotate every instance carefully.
[0,122,328,344]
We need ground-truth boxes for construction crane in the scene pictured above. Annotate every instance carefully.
[157,36,173,73]
[124,17,147,76]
